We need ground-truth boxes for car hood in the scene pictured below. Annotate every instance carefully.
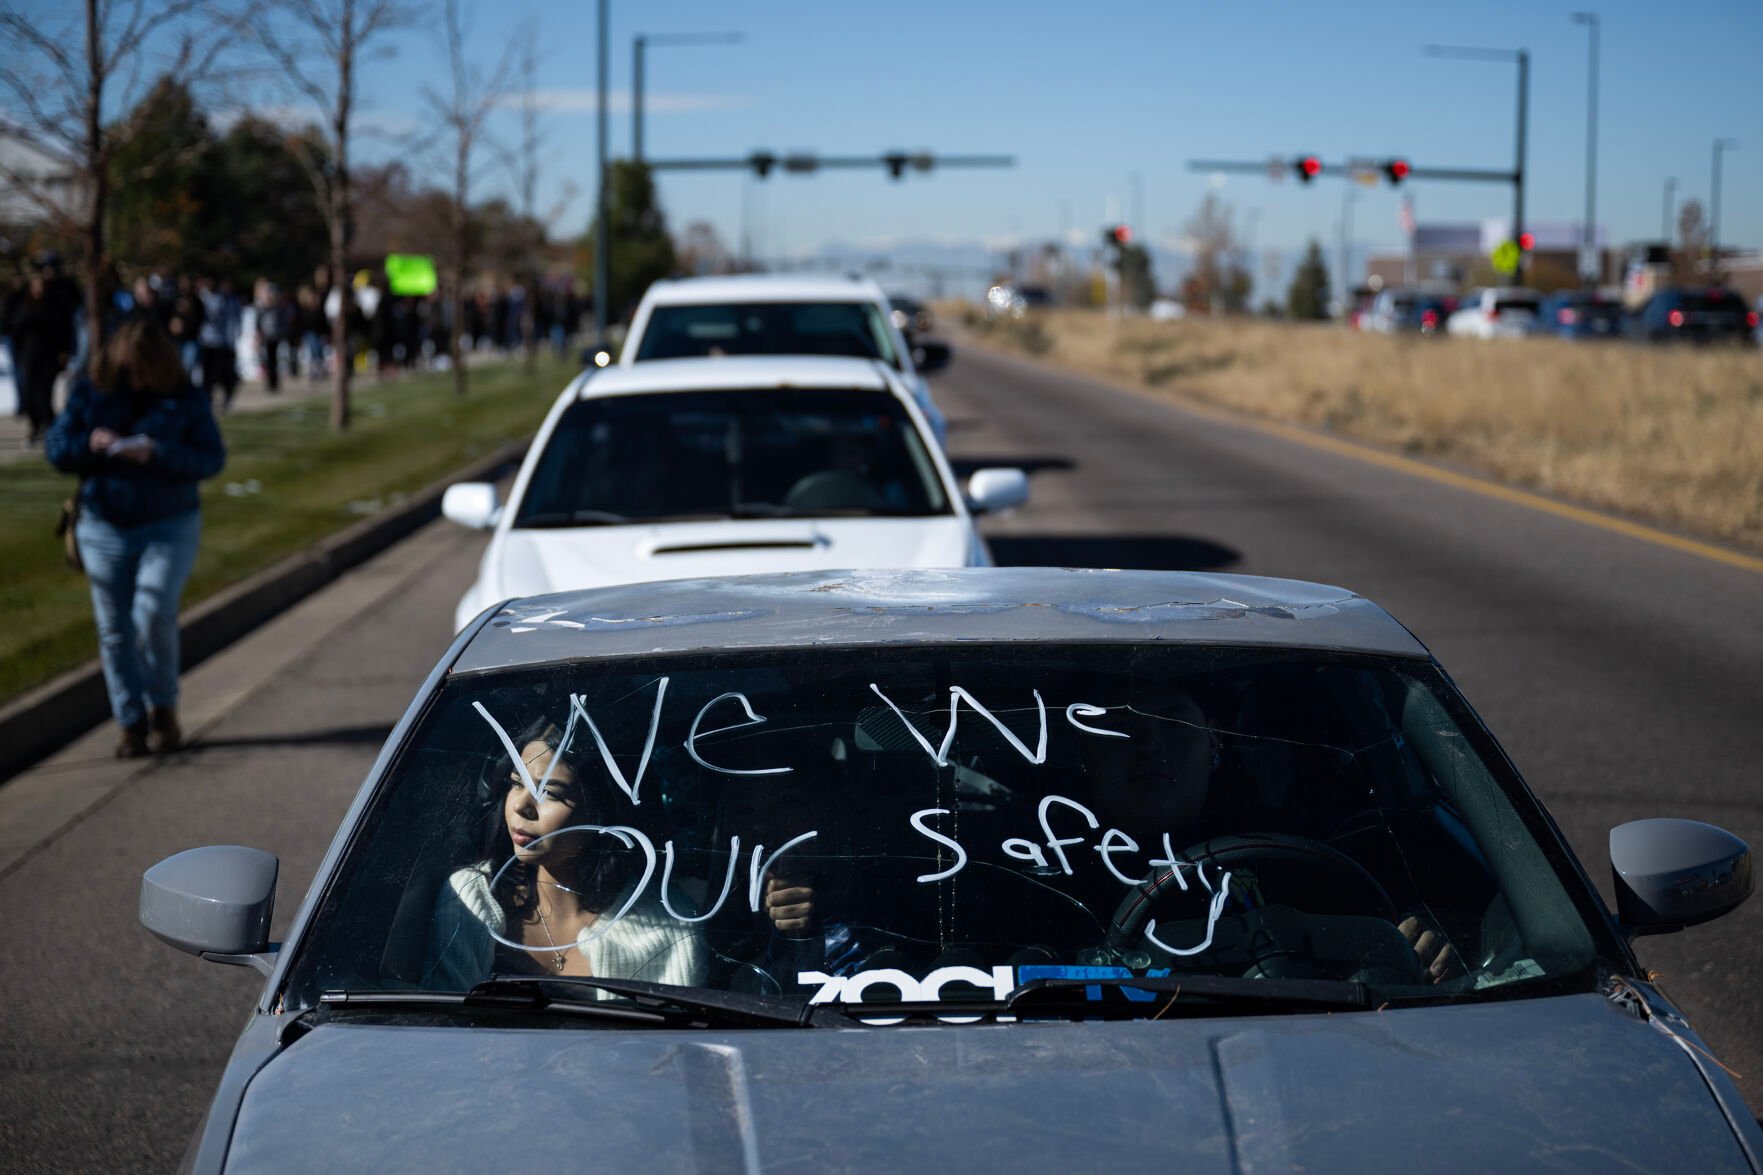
[225,994,1753,1172]
[485,516,977,598]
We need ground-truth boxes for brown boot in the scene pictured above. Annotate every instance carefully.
[147,707,183,754]
[116,722,149,759]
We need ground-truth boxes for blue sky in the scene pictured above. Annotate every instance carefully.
[348,0,1762,265]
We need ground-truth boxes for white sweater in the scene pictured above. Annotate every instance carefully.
[422,864,708,992]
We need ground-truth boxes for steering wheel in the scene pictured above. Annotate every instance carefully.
[1106,832,1399,958]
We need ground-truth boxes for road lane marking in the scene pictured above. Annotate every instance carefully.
[964,337,1763,578]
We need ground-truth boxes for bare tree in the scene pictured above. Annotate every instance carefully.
[239,0,416,431]
[422,0,516,395]
[0,0,224,349]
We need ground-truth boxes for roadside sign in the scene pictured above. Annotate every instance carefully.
[385,253,438,296]
[1491,240,1520,276]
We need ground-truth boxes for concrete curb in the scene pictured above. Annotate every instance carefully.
[0,437,528,783]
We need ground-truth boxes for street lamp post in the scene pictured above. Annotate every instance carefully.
[1710,138,1739,277]
[1424,43,1530,282]
[1571,12,1600,285]
[594,0,609,342]
[632,31,742,164]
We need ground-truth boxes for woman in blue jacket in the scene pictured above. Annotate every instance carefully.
[46,314,226,757]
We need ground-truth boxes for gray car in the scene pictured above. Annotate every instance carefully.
[142,568,1759,1172]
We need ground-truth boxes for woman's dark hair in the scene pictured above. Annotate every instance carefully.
[92,313,187,397]
[478,715,641,922]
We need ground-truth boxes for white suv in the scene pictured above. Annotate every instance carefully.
[1445,287,1543,340]
[621,274,948,446]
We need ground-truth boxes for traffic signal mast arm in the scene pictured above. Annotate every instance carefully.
[647,151,1016,179]
[1186,159,1516,184]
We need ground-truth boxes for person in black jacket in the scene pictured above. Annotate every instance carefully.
[45,314,226,757]
[6,269,75,444]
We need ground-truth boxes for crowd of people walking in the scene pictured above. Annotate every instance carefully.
[6,254,586,427]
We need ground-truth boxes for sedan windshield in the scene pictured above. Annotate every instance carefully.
[513,389,949,525]
[287,644,1605,1018]
[634,301,902,367]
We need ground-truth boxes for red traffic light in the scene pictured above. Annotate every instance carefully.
[1297,156,1323,183]
[1385,158,1410,184]
[1111,224,1133,245]
[1518,231,1535,251]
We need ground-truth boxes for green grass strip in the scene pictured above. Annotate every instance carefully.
[0,357,574,707]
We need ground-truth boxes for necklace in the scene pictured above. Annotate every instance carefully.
[535,898,569,973]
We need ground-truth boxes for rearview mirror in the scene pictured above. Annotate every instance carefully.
[966,467,1029,515]
[1610,818,1752,937]
[911,340,951,373]
[140,845,280,973]
[442,482,501,530]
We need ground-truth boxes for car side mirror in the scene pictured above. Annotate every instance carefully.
[1610,818,1751,938]
[140,845,280,974]
[966,467,1029,515]
[442,482,501,530]
[911,340,951,373]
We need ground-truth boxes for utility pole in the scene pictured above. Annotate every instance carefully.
[632,30,742,164]
[1424,43,1530,281]
[1710,138,1738,277]
[1662,177,1677,244]
[593,0,610,341]
[1571,12,1600,285]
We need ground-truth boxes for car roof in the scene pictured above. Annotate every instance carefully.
[638,273,887,306]
[452,568,1431,674]
[575,355,896,399]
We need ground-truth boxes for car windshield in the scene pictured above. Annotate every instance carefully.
[285,644,1605,1018]
[635,301,902,368]
[513,389,950,525]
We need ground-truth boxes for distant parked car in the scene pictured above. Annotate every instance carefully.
[1364,289,1457,335]
[1446,287,1543,340]
[885,294,933,339]
[1537,291,1625,341]
[1628,287,1759,346]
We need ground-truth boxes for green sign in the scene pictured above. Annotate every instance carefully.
[385,253,438,296]
[1490,240,1520,277]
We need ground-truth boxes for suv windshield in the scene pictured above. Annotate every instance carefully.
[513,389,949,525]
[635,301,902,368]
[287,644,1604,1017]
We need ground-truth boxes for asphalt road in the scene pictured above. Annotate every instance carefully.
[2,339,1761,1170]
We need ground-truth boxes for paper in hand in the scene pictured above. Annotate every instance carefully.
[105,434,152,456]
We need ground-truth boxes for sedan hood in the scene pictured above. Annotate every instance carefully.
[487,517,976,598]
[226,994,1752,1171]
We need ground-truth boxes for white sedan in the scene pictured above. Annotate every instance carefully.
[441,355,1027,632]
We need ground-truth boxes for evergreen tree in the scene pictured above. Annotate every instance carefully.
[1286,239,1331,320]
[580,162,676,322]
[105,78,211,276]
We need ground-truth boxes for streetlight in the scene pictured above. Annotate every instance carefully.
[1424,43,1529,281]
[1571,12,1600,285]
[1710,138,1739,275]
[633,31,742,163]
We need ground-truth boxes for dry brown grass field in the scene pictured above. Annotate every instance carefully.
[966,310,1763,552]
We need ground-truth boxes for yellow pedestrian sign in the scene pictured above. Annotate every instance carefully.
[1491,240,1521,276]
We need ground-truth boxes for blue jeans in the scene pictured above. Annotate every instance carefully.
[76,510,201,728]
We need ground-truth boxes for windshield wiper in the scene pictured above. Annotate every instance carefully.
[1008,974,1372,1017]
[321,976,848,1029]
[835,974,1372,1024]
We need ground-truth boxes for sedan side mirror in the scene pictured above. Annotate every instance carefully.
[442,482,501,530]
[966,467,1029,515]
[140,845,280,974]
[1610,818,1752,937]
[911,340,951,373]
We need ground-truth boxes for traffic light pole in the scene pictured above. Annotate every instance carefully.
[593,0,610,342]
